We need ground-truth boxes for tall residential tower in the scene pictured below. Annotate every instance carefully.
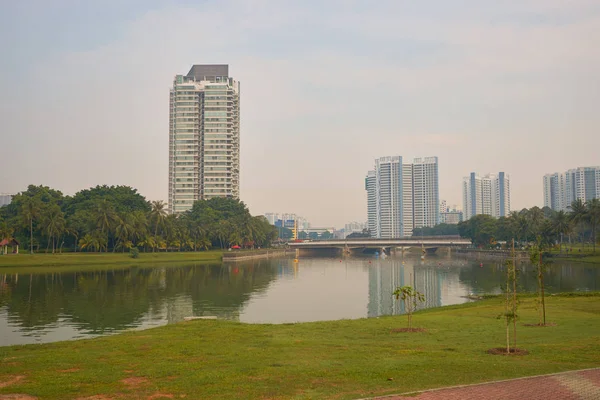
[366,156,439,238]
[168,64,240,213]
[462,172,510,220]
[543,166,600,211]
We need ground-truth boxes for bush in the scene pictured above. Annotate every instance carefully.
[129,248,140,259]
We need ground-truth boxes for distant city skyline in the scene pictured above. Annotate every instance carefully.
[1,1,599,227]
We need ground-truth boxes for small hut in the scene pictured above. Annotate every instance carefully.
[0,238,19,255]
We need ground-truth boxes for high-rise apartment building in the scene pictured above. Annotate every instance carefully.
[0,194,12,207]
[543,166,600,211]
[168,64,240,214]
[462,172,510,220]
[366,156,439,238]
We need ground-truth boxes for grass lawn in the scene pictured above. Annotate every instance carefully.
[1,294,599,399]
[0,251,223,272]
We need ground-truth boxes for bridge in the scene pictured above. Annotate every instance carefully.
[288,236,472,256]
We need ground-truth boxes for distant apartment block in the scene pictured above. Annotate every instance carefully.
[544,166,600,211]
[168,64,240,214]
[462,172,510,220]
[366,156,439,238]
[440,210,463,225]
[0,194,13,207]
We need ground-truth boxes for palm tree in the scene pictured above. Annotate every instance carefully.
[149,201,168,252]
[569,199,588,248]
[114,215,134,253]
[130,211,148,247]
[20,197,42,254]
[587,198,600,254]
[79,233,103,252]
[94,200,117,252]
[41,204,66,253]
[526,207,545,242]
[551,210,571,253]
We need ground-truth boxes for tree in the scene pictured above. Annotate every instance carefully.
[393,284,425,330]
[320,231,333,240]
[500,240,519,354]
[530,246,548,326]
[114,215,134,253]
[79,233,104,252]
[20,197,42,254]
[569,199,588,248]
[526,207,545,242]
[346,229,370,238]
[41,204,66,253]
[0,217,14,241]
[94,200,117,252]
[458,214,497,247]
[550,211,571,253]
[413,223,459,236]
[149,200,168,252]
[587,198,600,254]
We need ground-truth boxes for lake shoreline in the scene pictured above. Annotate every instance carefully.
[0,251,224,269]
[1,294,599,399]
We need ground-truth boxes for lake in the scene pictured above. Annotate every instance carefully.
[1,254,598,346]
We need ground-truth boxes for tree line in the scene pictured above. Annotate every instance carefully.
[457,199,600,252]
[0,185,278,253]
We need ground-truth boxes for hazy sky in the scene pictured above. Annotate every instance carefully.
[1,0,599,228]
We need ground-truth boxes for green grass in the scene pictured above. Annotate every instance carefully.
[1,295,599,399]
[0,251,223,272]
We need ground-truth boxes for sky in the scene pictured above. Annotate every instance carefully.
[1,0,599,228]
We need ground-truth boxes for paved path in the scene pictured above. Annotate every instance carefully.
[366,368,600,400]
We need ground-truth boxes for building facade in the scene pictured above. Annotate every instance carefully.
[543,166,600,211]
[462,172,510,220]
[440,210,463,224]
[168,64,240,214]
[366,156,439,238]
[0,194,12,207]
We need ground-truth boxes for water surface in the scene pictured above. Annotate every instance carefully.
[1,255,598,346]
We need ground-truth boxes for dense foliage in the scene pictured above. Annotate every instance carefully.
[412,223,459,237]
[457,200,600,252]
[0,185,278,253]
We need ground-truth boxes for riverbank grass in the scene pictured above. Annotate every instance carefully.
[0,251,223,269]
[1,294,599,400]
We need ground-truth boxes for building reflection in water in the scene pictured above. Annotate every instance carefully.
[367,256,470,317]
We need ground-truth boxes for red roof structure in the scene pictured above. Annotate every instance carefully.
[0,238,19,247]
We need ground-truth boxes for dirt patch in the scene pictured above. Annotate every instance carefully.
[523,322,557,327]
[0,395,38,400]
[0,376,25,389]
[58,368,80,373]
[147,394,174,400]
[487,347,529,355]
[391,328,427,333]
[74,396,114,400]
[121,377,148,387]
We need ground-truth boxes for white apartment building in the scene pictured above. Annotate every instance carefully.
[543,166,600,211]
[366,156,439,238]
[462,172,510,220]
[168,64,240,214]
[0,194,12,207]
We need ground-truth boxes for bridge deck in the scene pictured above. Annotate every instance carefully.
[288,238,471,248]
